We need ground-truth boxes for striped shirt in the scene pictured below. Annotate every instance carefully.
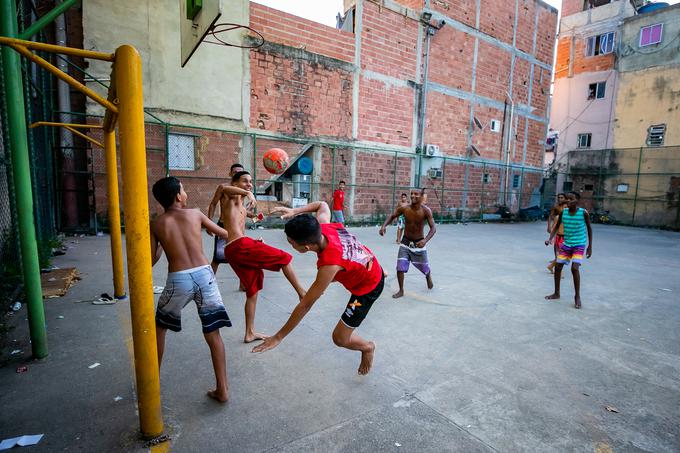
[562,207,587,246]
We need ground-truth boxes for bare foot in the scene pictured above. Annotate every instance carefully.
[358,342,375,375]
[392,290,404,299]
[545,293,560,300]
[574,297,582,309]
[426,274,434,290]
[244,332,269,343]
[207,389,228,403]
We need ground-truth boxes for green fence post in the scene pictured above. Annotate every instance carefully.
[391,151,397,214]
[440,158,445,223]
[631,147,643,225]
[0,0,48,358]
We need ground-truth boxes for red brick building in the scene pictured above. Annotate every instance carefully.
[86,0,557,222]
[245,0,557,218]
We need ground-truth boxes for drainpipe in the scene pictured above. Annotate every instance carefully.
[503,91,514,206]
[55,2,78,228]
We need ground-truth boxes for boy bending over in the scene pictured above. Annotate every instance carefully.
[253,201,384,375]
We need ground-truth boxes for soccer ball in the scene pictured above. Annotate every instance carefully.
[263,148,290,175]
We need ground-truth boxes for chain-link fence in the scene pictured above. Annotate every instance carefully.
[546,146,680,229]
[88,117,547,227]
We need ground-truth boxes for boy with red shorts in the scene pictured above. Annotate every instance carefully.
[215,171,306,343]
[252,201,384,375]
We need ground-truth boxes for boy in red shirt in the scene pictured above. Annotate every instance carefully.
[252,201,384,375]
[331,181,346,224]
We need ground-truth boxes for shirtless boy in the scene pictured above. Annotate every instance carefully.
[379,188,436,298]
[207,163,252,274]
[252,201,383,375]
[216,171,306,343]
[150,177,231,402]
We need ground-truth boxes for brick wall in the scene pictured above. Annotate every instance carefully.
[250,3,355,62]
[562,0,585,17]
[554,36,616,80]
[249,46,354,138]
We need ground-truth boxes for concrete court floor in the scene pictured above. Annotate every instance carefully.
[1,222,679,452]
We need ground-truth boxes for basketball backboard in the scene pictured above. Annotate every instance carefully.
[180,0,223,67]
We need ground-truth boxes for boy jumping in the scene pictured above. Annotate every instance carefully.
[215,171,306,343]
[545,191,593,309]
[150,177,232,402]
[252,201,384,375]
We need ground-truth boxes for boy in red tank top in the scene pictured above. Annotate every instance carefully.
[252,201,384,375]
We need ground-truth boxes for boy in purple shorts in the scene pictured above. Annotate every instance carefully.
[545,191,593,309]
[151,176,232,402]
[379,188,436,298]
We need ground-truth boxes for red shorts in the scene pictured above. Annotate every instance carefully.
[555,234,565,248]
[224,237,292,297]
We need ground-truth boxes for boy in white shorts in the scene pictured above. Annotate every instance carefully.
[151,176,232,403]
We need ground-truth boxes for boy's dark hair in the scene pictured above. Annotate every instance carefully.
[230,163,244,172]
[567,191,581,200]
[152,176,182,209]
[339,180,346,185]
[401,193,407,197]
[284,214,322,245]
[232,170,251,183]
[558,192,566,197]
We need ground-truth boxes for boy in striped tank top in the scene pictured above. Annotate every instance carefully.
[544,191,592,309]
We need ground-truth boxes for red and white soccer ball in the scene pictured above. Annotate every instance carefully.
[262,148,290,175]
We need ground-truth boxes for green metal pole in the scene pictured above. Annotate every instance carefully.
[1,0,48,358]
[631,147,643,225]
[391,151,397,213]
[164,124,169,177]
[19,0,78,40]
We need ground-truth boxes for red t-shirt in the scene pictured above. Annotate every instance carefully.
[317,223,383,296]
[332,190,344,211]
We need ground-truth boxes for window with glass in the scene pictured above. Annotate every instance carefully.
[587,81,606,100]
[577,133,592,149]
[639,23,663,47]
[585,32,615,56]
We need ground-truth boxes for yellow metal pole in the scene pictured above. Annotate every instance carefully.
[10,44,118,113]
[0,36,114,61]
[30,121,103,129]
[64,126,104,148]
[104,130,126,300]
[115,44,163,438]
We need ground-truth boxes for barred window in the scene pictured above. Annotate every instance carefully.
[168,134,196,170]
[647,124,666,147]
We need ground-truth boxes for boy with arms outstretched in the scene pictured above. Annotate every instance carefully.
[379,188,436,298]
[150,177,232,402]
[252,201,384,375]
[545,191,593,309]
[215,171,306,343]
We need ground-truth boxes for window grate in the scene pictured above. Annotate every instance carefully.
[168,134,196,170]
[647,124,665,146]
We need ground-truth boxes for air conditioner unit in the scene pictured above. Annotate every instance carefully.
[428,167,442,179]
[424,144,439,157]
[490,119,501,133]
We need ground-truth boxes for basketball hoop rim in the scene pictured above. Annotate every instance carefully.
[203,23,264,49]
